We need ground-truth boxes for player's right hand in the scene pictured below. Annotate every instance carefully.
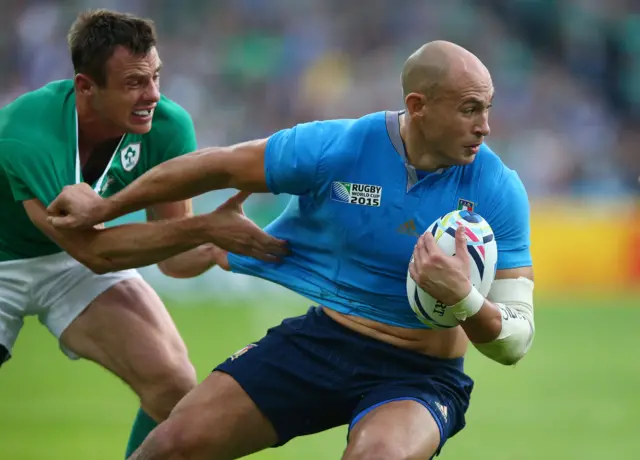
[207,191,289,263]
[203,244,231,271]
[46,183,107,229]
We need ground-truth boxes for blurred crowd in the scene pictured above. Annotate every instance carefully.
[1,0,639,202]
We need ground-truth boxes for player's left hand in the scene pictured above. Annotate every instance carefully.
[409,226,473,306]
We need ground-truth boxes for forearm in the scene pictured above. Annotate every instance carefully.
[86,215,214,272]
[459,300,503,343]
[157,244,217,278]
[470,301,534,366]
[452,278,535,365]
[103,147,234,221]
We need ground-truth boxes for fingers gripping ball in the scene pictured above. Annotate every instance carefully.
[407,210,498,328]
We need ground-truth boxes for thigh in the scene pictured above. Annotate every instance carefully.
[343,399,440,460]
[34,253,144,356]
[214,309,354,445]
[58,277,195,418]
[0,299,25,365]
[130,371,278,460]
[340,329,473,458]
[0,260,30,365]
[345,377,471,459]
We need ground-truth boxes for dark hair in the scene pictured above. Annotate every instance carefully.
[67,9,157,86]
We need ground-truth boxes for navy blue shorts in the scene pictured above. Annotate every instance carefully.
[215,306,474,453]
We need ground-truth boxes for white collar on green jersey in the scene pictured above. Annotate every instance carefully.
[74,110,125,192]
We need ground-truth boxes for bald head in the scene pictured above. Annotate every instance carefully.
[401,40,489,99]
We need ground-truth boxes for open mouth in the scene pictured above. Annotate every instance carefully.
[465,144,481,154]
[132,108,153,117]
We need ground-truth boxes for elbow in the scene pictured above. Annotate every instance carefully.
[476,346,528,367]
[157,260,202,279]
[158,263,186,279]
[74,250,118,274]
[473,336,533,367]
[84,257,117,274]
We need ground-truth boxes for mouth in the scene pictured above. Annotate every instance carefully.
[465,143,481,155]
[131,107,155,120]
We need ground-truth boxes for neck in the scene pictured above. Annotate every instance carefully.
[76,95,124,150]
[398,112,448,172]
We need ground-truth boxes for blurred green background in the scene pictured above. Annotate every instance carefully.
[3,294,640,460]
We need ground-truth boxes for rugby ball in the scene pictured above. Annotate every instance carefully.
[407,210,498,328]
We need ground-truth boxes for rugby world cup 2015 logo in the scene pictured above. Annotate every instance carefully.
[331,181,382,207]
[331,182,352,202]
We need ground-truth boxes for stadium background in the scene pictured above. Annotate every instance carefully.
[1,0,640,458]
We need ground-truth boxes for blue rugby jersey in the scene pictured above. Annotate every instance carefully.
[229,111,531,328]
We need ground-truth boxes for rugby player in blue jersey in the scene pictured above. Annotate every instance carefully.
[49,40,535,460]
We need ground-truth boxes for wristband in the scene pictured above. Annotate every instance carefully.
[449,285,485,321]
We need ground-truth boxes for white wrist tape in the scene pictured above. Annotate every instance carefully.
[449,285,485,322]
[473,277,535,366]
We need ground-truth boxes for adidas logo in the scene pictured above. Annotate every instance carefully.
[434,402,448,422]
[397,219,420,237]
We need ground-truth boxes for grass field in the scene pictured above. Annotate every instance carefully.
[2,293,639,460]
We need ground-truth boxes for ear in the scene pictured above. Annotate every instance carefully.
[404,92,426,119]
[74,74,95,95]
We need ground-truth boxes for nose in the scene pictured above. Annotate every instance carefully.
[145,79,161,103]
[474,113,490,138]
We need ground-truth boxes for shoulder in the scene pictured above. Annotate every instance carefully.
[0,80,73,158]
[150,94,194,134]
[469,144,529,232]
[145,94,197,156]
[273,111,385,143]
[270,111,387,161]
[313,110,386,143]
[473,143,527,196]
[473,143,506,174]
[1,80,72,117]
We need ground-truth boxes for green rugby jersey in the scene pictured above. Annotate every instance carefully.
[0,80,197,261]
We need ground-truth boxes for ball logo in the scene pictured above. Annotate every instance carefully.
[433,300,447,317]
[332,182,351,202]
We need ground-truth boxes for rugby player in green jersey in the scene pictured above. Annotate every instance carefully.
[0,9,286,457]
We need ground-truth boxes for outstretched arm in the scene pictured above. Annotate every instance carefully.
[27,191,284,274]
[49,120,329,230]
[48,139,269,229]
[24,199,218,274]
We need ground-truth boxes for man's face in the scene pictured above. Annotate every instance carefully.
[409,68,493,167]
[89,45,162,135]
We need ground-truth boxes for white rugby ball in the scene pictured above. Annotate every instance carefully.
[407,210,498,328]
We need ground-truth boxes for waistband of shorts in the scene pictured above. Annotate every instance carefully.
[0,250,71,266]
[313,306,466,370]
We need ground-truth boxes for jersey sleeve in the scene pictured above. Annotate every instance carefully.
[161,104,198,162]
[0,140,59,204]
[264,121,328,195]
[484,169,532,270]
